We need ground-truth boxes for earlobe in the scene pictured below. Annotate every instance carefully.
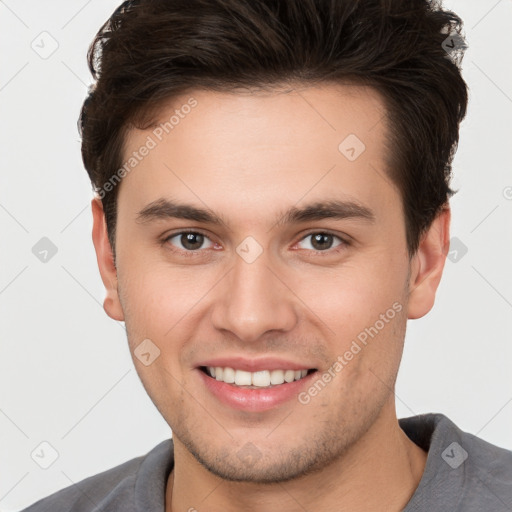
[91,197,125,322]
[407,205,451,320]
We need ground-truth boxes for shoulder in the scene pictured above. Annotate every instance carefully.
[20,439,173,512]
[451,416,512,499]
[422,413,512,477]
[401,412,512,510]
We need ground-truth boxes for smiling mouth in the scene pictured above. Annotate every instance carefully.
[199,366,317,388]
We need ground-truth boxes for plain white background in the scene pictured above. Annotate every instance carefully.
[1,1,511,510]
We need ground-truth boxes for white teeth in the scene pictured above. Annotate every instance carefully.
[252,370,271,387]
[269,369,285,385]
[284,369,295,383]
[205,366,311,387]
[222,367,235,383]
[234,369,252,386]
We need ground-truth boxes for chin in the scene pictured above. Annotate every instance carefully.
[182,436,337,484]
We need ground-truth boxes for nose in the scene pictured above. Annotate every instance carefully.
[210,244,298,343]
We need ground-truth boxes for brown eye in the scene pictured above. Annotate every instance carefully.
[311,233,334,250]
[165,231,214,252]
[180,232,204,250]
[296,232,346,253]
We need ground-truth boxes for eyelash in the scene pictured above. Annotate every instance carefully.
[161,229,350,258]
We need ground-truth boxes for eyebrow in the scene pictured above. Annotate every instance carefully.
[135,197,376,228]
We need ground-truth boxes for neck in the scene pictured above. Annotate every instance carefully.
[166,399,427,512]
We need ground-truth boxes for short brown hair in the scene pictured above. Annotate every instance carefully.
[79,0,468,257]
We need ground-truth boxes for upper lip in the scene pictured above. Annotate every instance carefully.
[196,356,316,372]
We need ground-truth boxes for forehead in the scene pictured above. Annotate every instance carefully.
[118,83,399,226]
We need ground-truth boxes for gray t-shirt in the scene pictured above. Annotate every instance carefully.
[20,412,512,511]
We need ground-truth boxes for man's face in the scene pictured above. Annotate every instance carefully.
[100,84,423,482]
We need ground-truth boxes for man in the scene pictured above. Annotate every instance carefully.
[22,0,512,511]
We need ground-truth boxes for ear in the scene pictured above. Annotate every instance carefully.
[407,204,451,319]
[91,197,125,321]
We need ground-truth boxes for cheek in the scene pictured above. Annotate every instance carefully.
[118,264,217,353]
[291,255,408,392]
[293,257,406,334]
[120,262,183,315]
[118,269,194,394]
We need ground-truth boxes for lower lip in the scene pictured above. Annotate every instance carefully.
[197,369,317,412]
